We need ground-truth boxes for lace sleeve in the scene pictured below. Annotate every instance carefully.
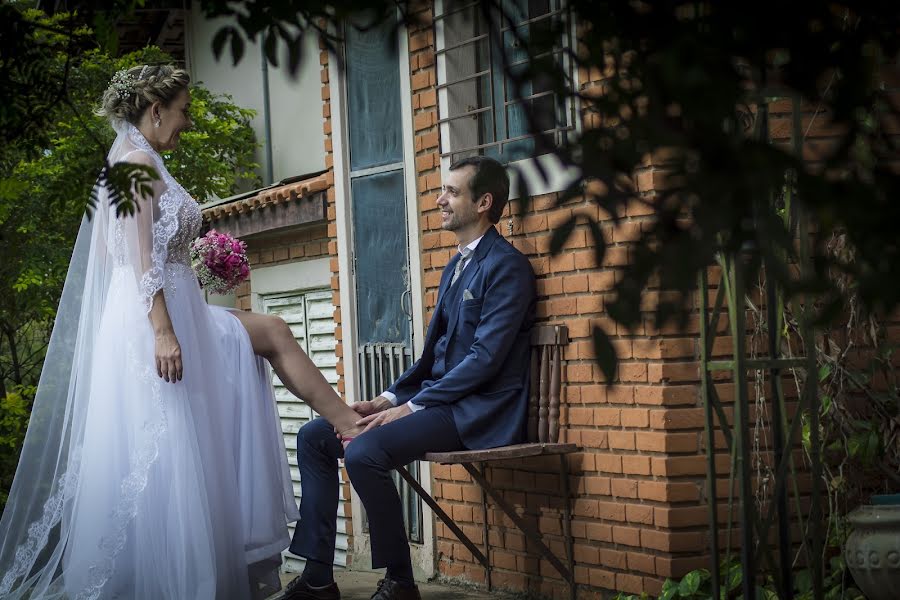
[114,149,181,313]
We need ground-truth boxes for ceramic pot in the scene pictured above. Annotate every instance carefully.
[844,497,900,600]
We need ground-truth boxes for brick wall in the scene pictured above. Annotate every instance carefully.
[405,5,724,595]
[230,224,331,309]
[306,8,896,599]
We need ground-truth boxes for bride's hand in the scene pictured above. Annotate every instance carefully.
[155,329,183,383]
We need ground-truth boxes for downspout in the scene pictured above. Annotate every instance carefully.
[260,35,274,185]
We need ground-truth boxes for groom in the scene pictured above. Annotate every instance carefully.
[282,156,536,600]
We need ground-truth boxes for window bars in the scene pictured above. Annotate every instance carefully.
[434,0,576,163]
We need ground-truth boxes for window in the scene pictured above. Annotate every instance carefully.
[435,0,575,164]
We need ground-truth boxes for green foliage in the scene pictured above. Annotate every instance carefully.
[0,386,34,510]
[0,7,260,503]
[611,558,865,600]
[166,85,260,200]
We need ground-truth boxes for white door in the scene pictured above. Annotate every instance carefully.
[262,289,351,570]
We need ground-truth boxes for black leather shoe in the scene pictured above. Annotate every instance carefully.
[281,576,341,600]
[369,578,421,600]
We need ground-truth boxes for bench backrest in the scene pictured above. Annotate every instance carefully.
[527,324,569,443]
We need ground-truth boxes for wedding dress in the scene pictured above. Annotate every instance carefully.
[0,122,300,599]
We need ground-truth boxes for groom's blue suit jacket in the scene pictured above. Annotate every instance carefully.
[388,227,536,449]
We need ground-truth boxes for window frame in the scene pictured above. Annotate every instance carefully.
[434,0,582,198]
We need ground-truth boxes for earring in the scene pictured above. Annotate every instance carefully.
[154,117,161,128]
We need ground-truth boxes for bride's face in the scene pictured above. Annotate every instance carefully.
[152,88,193,152]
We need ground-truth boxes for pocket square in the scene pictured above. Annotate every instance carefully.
[462,288,474,301]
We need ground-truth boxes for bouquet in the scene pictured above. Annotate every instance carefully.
[190,230,250,295]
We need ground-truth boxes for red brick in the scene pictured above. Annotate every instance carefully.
[611,478,638,498]
[654,505,709,528]
[612,526,641,547]
[563,274,589,293]
[620,408,649,427]
[612,221,642,242]
[608,431,635,450]
[579,429,608,449]
[549,252,576,273]
[585,522,613,543]
[566,362,593,382]
[523,214,548,233]
[641,529,706,552]
[588,568,616,589]
[569,407,594,426]
[587,270,615,291]
[607,386,635,404]
[635,431,699,453]
[413,109,437,131]
[637,481,701,502]
[649,408,706,429]
[597,501,626,521]
[656,556,711,578]
[618,362,648,382]
[627,551,657,575]
[621,455,651,475]
[625,504,654,525]
[410,70,433,91]
[595,454,622,474]
[594,407,621,426]
[648,361,699,383]
[651,454,727,477]
[576,294,604,313]
[573,249,599,270]
[582,476,611,495]
[573,499,599,518]
[599,548,628,569]
[574,543,600,565]
[660,337,696,358]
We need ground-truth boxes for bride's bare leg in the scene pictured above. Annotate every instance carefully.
[227,310,360,434]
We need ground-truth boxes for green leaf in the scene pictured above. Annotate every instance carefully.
[678,569,702,596]
[818,364,832,382]
[659,580,678,600]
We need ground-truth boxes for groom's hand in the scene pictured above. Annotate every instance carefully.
[351,396,393,417]
[356,404,412,432]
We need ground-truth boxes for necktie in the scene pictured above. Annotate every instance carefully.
[450,246,473,286]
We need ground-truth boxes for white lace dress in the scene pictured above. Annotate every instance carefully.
[0,124,299,600]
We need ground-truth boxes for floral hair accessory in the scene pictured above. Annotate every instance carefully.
[109,69,138,99]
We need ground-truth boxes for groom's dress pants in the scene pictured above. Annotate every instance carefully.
[289,406,463,569]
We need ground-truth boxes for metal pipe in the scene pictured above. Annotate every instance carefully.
[726,254,756,600]
[763,97,793,600]
[260,35,274,185]
[699,267,721,600]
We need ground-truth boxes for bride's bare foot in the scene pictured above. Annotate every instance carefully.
[338,425,363,449]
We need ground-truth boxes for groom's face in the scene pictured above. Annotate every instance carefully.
[438,166,481,233]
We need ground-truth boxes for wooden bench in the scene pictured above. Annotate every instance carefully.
[396,324,578,600]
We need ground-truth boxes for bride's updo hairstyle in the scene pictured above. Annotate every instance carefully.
[96,64,190,124]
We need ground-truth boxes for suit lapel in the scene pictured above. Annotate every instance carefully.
[424,252,459,350]
[445,227,500,340]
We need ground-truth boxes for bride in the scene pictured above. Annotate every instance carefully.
[0,64,361,599]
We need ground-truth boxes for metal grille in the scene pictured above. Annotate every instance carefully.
[434,0,576,162]
[357,343,423,543]
[263,290,350,570]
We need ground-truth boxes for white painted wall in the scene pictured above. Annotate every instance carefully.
[186,6,326,187]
